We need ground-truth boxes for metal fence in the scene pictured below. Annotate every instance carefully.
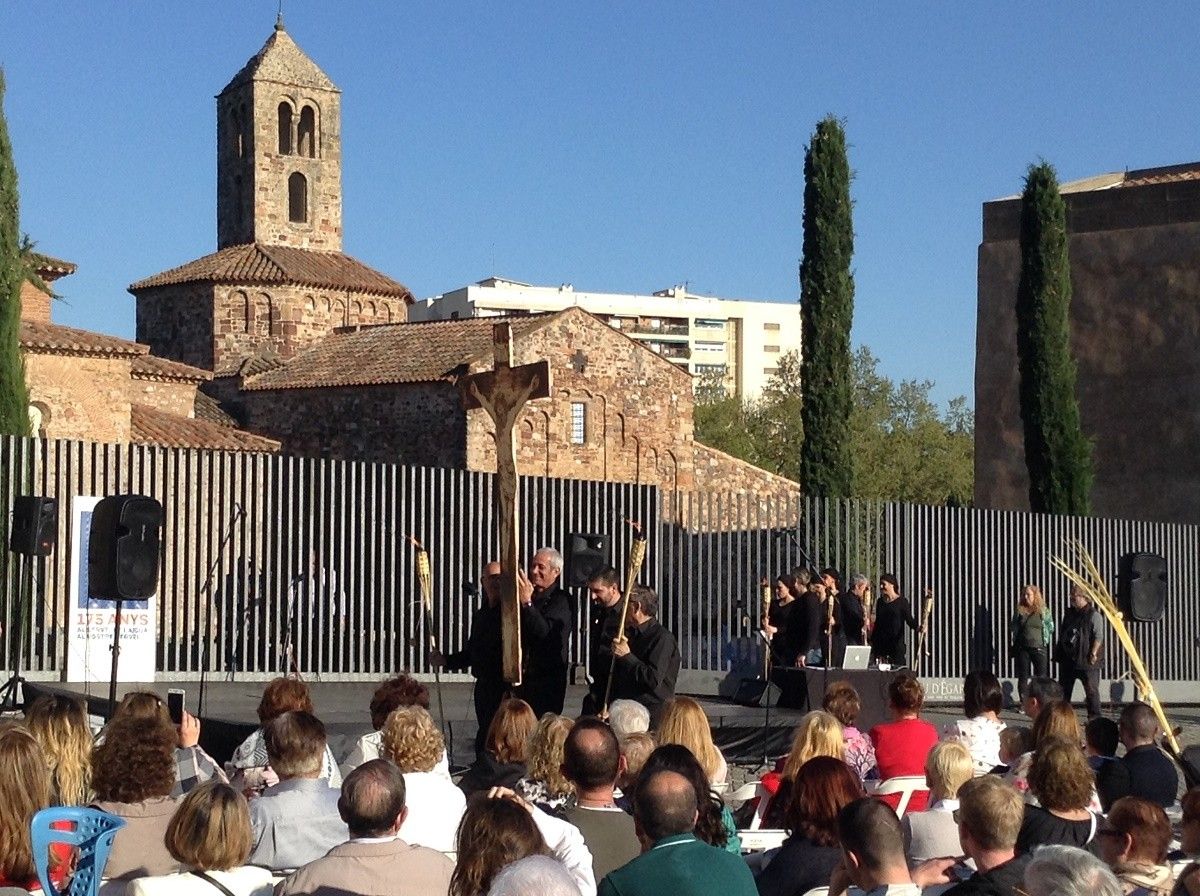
[3,435,1200,696]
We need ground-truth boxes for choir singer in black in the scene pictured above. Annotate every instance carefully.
[608,584,681,726]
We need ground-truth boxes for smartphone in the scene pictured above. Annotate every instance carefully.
[167,688,186,725]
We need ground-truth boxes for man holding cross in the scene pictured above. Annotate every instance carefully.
[515,547,574,717]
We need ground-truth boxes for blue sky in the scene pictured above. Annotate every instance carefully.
[4,3,1199,409]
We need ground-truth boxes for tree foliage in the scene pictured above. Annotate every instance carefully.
[0,69,30,437]
[1015,162,1091,514]
[695,348,973,506]
[799,115,855,498]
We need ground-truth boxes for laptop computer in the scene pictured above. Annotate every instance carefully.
[842,645,872,670]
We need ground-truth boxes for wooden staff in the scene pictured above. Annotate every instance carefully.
[914,588,934,675]
[760,577,772,678]
[407,535,448,743]
[601,520,648,717]
[862,584,874,645]
[1051,539,1182,756]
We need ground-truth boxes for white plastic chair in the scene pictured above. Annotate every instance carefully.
[867,775,928,817]
[800,888,829,896]
[738,828,788,852]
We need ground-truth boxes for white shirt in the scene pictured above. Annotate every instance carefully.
[527,803,596,896]
[398,771,466,853]
[340,730,451,780]
[126,866,279,896]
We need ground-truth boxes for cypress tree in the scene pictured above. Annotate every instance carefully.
[799,115,855,498]
[0,69,30,437]
[1015,162,1091,514]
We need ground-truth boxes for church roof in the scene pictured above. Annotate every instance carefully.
[192,391,239,428]
[129,242,414,302]
[131,354,212,383]
[242,313,560,391]
[20,320,147,358]
[219,22,338,96]
[131,404,280,453]
[29,253,77,277]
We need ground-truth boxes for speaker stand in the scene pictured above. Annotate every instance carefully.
[106,597,125,720]
[0,553,35,712]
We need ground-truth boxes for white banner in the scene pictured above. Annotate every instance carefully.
[66,496,156,684]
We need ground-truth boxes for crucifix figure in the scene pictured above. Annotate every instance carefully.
[460,323,552,684]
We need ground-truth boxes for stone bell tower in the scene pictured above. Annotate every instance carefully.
[215,15,343,251]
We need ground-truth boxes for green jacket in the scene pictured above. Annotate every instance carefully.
[1009,609,1053,651]
[597,833,757,896]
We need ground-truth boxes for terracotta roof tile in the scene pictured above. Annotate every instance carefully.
[131,404,279,453]
[20,320,147,358]
[129,242,414,301]
[30,252,76,276]
[132,354,212,383]
[243,313,558,391]
[192,391,239,428]
[1119,162,1200,188]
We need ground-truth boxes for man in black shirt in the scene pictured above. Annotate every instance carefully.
[609,585,680,726]
[840,573,870,647]
[582,566,624,716]
[515,547,574,717]
[1055,584,1104,717]
[1118,702,1179,808]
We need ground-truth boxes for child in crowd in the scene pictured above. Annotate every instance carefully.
[993,726,1032,774]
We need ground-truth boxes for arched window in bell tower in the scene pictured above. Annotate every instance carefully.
[298,105,317,158]
[230,105,243,158]
[278,102,293,155]
[288,172,308,223]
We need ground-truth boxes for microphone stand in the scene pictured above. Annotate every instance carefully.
[198,505,245,719]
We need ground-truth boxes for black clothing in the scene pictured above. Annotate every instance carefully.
[1092,755,1132,811]
[610,617,681,726]
[1014,645,1050,698]
[515,585,573,716]
[840,592,867,646]
[1059,661,1102,717]
[585,600,623,711]
[767,599,799,667]
[445,601,508,755]
[1015,805,1098,855]
[1056,606,1104,716]
[944,855,1031,896]
[752,833,841,896]
[823,594,847,667]
[793,592,824,661]
[1121,743,1180,808]
[457,751,526,796]
[870,595,920,666]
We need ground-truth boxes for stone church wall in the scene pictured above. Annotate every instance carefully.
[136,284,216,371]
[238,381,467,467]
[25,354,132,443]
[131,378,197,419]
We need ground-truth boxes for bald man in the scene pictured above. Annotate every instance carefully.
[597,769,756,896]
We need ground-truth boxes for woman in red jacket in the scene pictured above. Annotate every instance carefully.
[869,672,938,813]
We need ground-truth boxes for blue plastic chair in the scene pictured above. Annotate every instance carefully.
[30,806,126,896]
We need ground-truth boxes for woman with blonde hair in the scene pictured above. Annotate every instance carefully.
[1008,699,1094,806]
[25,692,93,805]
[458,698,537,796]
[1011,585,1054,700]
[762,711,845,828]
[380,705,466,853]
[902,740,974,862]
[0,726,68,891]
[657,696,727,785]
[126,781,275,896]
[515,714,575,812]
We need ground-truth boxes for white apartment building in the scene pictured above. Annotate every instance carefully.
[410,277,801,400]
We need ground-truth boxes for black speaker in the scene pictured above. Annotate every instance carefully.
[88,495,163,600]
[733,677,781,707]
[565,532,609,588]
[1117,552,1167,623]
[9,496,58,556]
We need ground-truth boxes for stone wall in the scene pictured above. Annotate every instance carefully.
[136,283,216,371]
[20,280,51,323]
[25,353,132,443]
[464,313,696,489]
[238,381,466,466]
[977,194,1200,523]
[131,377,198,418]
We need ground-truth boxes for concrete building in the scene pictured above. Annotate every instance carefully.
[410,278,801,400]
[976,161,1200,524]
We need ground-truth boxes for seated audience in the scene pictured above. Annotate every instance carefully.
[481,789,596,896]
[607,700,650,739]
[831,797,921,896]
[450,796,549,896]
[1016,738,1100,854]
[247,711,347,871]
[25,692,93,806]
[753,756,864,896]
[1085,716,1131,812]
[1173,788,1200,896]
[380,705,467,853]
[657,697,728,787]
[488,854,582,896]
[562,718,640,882]
[996,726,1032,774]
[1008,699,1088,805]
[0,726,69,892]
[762,710,845,828]
[1023,844,1123,896]
[1022,677,1064,720]
[615,732,655,813]
[107,691,227,798]
[637,744,739,854]
[91,716,182,881]
[516,714,575,812]
[824,680,877,781]
[342,673,449,777]
[903,740,973,863]
[1119,702,1180,809]
[870,672,938,813]
[227,678,341,793]
[276,760,454,896]
[597,769,756,896]
[945,671,1006,776]
[1095,796,1176,896]
[126,781,276,896]
[458,698,537,796]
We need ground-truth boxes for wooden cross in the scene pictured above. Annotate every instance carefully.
[460,323,552,685]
